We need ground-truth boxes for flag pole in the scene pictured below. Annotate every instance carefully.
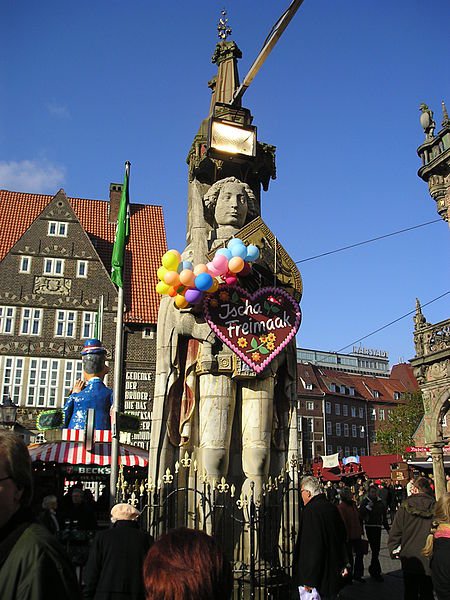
[110,160,130,507]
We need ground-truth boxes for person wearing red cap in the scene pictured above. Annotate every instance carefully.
[63,338,113,430]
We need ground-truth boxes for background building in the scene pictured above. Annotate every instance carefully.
[0,186,167,448]
[297,348,418,463]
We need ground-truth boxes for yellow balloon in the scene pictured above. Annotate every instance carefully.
[174,294,189,309]
[168,249,182,262]
[156,281,170,295]
[162,251,180,271]
[207,279,219,293]
[157,265,168,281]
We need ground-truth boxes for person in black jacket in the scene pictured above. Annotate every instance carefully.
[83,503,154,600]
[422,492,450,600]
[293,476,348,600]
[359,484,390,581]
[388,477,435,600]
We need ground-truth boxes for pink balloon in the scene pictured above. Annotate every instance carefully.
[206,262,221,277]
[212,254,229,274]
[225,275,238,285]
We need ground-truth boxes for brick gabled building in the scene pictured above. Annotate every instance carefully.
[297,360,419,462]
[0,188,167,448]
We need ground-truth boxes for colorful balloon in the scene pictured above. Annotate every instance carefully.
[167,286,177,297]
[157,266,168,281]
[162,251,180,271]
[168,249,182,262]
[174,294,189,309]
[246,244,260,262]
[195,272,213,292]
[206,262,222,277]
[215,248,232,261]
[207,279,219,293]
[156,281,170,295]
[185,289,204,304]
[227,238,243,249]
[230,243,247,260]
[179,269,196,287]
[163,271,180,287]
[177,260,193,273]
[225,275,238,285]
[228,256,245,273]
[193,263,208,276]
[212,254,229,274]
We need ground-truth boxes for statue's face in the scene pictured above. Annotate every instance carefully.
[214,182,248,228]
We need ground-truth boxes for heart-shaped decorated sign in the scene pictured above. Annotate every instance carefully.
[204,286,301,374]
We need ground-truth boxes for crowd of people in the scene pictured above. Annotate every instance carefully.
[1,431,450,599]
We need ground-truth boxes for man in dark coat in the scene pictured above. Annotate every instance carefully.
[388,477,435,600]
[293,476,348,600]
[359,484,390,581]
[83,503,153,600]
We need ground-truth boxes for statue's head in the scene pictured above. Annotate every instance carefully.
[203,177,258,230]
[82,353,108,379]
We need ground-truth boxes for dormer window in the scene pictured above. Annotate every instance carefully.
[373,390,380,398]
[48,221,68,237]
[394,391,401,400]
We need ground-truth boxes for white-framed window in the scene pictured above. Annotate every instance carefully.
[330,383,337,392]
[325,401,331,414]
[351,406,356,417]
[326,421,332,435]
[305,417,313,433]
[1,356,24,404]
[19,256,32,273]
[336,423,341,436]
[442,415,447,427]
[44,258,64,276]
[352,447,358,456]
[77,260,88,278]
[327,444,333,454]
[0,307,15,334]
[373,390,380,398]
[142,326,156,339]
[340,385,346,394]
[359,407,364,419]
[306,401,314,411]
[81,312,96,339]
[48,221,68,237]
[379,408,385,421]
[20,308,42,336]
[349,387,355,396]
[352,424,357,437]
[27,358,60,407]
[394,391,401,400]
[343,404,348,417]
[64,360,83,399]
[55,310,77,337]
[370,408,376,420]
[360,447,366,456]
[344,446,350,456]
[344,423,349,437]
[305,383,313,390]
[335,403,341,415]
[360,426,365,438]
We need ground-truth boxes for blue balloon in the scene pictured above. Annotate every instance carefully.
[195,272,213,292]
[215,248,232,261]
[227,238,243,249]
[246,244,260,262]
[177,260,193,273]
[230,243,248,260]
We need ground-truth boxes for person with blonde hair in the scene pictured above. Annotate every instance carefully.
[422,492,450,600]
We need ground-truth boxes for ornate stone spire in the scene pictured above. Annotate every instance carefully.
[414,298,427,330]
[217,9,232,40]
[442,100,449,128]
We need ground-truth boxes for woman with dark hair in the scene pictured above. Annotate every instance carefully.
[338,487,365,583]
[143,527,233,600]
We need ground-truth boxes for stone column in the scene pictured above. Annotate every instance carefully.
[430,442,446,500]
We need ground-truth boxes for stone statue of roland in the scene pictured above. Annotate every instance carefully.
[150,177,297,499]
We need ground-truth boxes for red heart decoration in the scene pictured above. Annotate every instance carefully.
[204,286,301,373]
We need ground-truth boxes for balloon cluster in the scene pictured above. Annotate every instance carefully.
[156,239,260,309]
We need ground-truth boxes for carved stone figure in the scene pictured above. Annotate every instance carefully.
[149,177,298,499]
[419,103,436,139]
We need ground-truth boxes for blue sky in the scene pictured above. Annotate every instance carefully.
[2,1,449,365]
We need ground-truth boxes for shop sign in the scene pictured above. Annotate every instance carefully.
[204,286,301,374]
[124,370,154,448]
[62,465,111,475]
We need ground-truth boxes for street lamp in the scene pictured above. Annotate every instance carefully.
[207,103,257,161]
[0,396,18,428]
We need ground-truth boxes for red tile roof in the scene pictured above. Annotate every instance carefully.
[0,189,167,324]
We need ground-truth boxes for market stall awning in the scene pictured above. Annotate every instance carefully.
[359,454,401,479]
[28,441,148,467]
